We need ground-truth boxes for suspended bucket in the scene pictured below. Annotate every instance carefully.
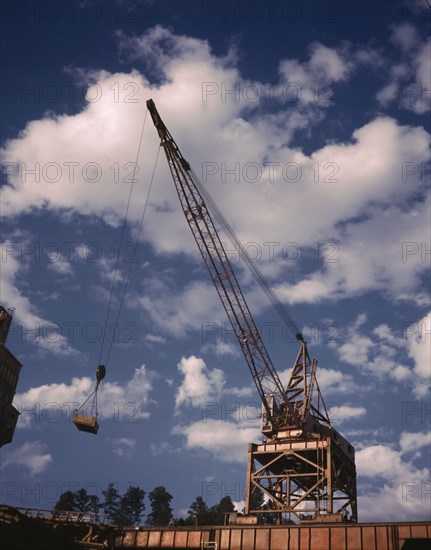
[73,365,106,435]
[73,413,99,434]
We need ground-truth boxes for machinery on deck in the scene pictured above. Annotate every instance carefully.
[146,99,357,523]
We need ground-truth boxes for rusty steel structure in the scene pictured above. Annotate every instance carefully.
[146,99,357,523]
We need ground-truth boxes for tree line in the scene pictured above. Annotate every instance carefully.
[54,484,279,526]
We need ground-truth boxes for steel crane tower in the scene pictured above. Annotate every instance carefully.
[147,99,357,523]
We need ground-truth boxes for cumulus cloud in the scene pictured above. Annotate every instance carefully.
[175,355,225,409]
[173,419,260,463]
[2,441,53,476]
[0,26,429,321]
[109,437,137,458]
[201,340,240,358]
[0,239,77,356]
[331,312,430,396]
[279,42,353,106]
[405,310,431,397]
[144,333,166,345]
[137,278,224,338]
[312,368,360,395]
[14,364,154,428]
[376,23,430,114]
[390,22,420,52]
[331,405,366,423]
[356,437,431,521]
[400,431,431,454]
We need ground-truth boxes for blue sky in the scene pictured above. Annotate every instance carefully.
[0,0,430,522]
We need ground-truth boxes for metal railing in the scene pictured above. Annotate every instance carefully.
[15,507,110,525]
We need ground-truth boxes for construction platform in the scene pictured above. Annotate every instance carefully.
[116,522,431,549]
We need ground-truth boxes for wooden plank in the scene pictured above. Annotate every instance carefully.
[375,526,389,550]
[161,530,175,547]
[310,527,329,549]
[187,530,203,548]
[213,529,222,549]
[220,529,230,550]
[148,530,162,547]
[288,527,299,550]
[255,528,270,550]
[173,531,187,547]
[397,525,411,539]
[361,527,376,550]
[299,527,310,550]
[269,527,288,550]
[242,528,255,550]
[410,524,429,538]
[230,528,242,550]
[346,526,361,550]
[330,527,346,550]
[137,530,149,547]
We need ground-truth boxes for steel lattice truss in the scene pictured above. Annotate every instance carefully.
[146,99,358,523]
[246,436,357,522]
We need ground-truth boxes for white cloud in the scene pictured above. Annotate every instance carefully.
[405,310,431,397]
[0,239,77,356]
[14,364,154,428]
[376,24,430,114]
[150,441,176,456]
[356,440,431,521]
[137,279,224,338]
[331,405,366,423]
[331,312,430,396]
[175,356,225,409]
[144,333,166,345]
[47,257,73,276]
[390,23,419,52]
[313,368,359,395]
[173,419,260,463]
[2,441,53,476]
[279,42,352,105]
[339,336,373,368]
[202,340,240,358]
[0,26,429,337]
[109,437,137,458]
[400,431,431,454]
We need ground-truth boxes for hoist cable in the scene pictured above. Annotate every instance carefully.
[104,145,161,367]
[98,109,148,365]
[189,166,301,340]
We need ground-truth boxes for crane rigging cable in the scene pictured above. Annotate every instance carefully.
[74,108,159,434]
[97,107,160,368]
[188,166,302,341]
[98,108,148,367]
[104,144,161,366]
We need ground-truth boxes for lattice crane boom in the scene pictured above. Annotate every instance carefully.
[147,100,358,523]
[146,99,301,433]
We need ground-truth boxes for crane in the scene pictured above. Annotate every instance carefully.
[146,99,357,523]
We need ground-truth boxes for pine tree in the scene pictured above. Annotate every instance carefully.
[116,486,146,526]
[249,486,264,511]
[102,483,120,522]
[54,490,76,511]
[146,486,173,526]
[187,496,209,525]
[74,488,100,513]
[213,495,235,524]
